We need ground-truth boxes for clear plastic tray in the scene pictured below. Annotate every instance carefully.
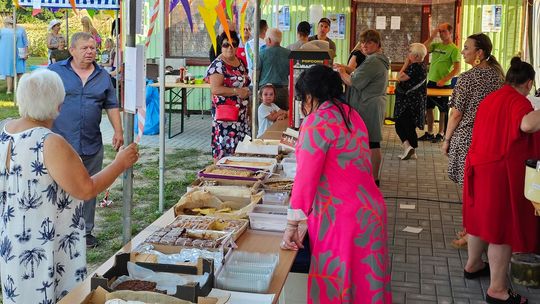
[262,191,290,205]
[216,251,279,293]
[216,271,272,293]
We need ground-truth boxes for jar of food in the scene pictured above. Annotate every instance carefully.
[511,253,540,288]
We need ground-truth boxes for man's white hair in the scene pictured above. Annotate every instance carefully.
[17,69,65,121]
[410,43,427,60]
[266,28,283,44]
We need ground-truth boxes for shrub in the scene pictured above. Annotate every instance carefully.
[19,12,113,57]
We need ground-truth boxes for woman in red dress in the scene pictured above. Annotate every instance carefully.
[463,57,539,304]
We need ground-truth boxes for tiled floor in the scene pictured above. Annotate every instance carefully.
[101,115,540,303]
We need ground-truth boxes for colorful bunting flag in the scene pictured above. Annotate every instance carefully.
[170,0,180,12]
[180,0,193,32]
[240,0,248,43]
[225,0,233,20]
[216,4,232,42]
[198,0,219,53]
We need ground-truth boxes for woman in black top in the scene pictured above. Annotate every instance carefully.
[347,41,367,70]
[394,43,428,160]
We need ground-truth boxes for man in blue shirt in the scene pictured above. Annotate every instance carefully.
[49,32,124,248]
[258,28,291,110]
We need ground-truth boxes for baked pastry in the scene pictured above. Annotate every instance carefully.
[115,280,157,292]
[223,160,273,167]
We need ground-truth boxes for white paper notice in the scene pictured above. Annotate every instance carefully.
[390,16,401,30]
[376,16,387,30]
[403,226,423,234]
[124,46,146,113]
[400,204,416,210]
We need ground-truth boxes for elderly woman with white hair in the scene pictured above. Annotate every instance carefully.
[0,69,138,303]
[394,43,428,160]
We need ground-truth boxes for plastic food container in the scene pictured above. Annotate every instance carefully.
[511,253,540,288]
[248,205,288,231]
[216,251,279,293]
[281,158,297,179]
[262,191,290,205]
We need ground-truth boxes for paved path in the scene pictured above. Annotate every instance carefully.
[101,114,540,303]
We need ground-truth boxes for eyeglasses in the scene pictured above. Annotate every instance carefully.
[222,41,239,48]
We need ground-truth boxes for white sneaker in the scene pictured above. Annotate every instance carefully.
[400,146,415,160]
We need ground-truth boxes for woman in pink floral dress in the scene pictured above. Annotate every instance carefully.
[281,65,391,303]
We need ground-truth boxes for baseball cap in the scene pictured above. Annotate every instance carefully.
[318,18,331,26]
[297,21,311,35]
[48,19,61,31]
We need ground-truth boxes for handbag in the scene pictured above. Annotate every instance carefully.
[215,104,239,122]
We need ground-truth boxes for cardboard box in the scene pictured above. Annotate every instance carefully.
[90,253,214,303]
[82,286,191,304]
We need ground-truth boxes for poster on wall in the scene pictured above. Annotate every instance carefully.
[482,5,502,32]
[327,13,345,39]
[376,16,387,30]
[278,6,290,31]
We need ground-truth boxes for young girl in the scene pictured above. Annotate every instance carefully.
[257,83,288,138]
[394,43,428,160]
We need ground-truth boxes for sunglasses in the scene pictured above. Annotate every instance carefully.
[222,41,239,48]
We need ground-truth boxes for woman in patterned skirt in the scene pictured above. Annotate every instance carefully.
[280,65,391,303]
[206,31,251,161]
[0,69,138,303]
[441,33,504,248]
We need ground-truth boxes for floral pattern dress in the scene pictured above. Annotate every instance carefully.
[288,101,392,303]
[0,127,86,304]
[206,58,251,159]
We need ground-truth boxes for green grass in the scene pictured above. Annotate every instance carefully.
[86,146,212,266]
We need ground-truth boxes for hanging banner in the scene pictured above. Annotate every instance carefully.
[18,0,120,10]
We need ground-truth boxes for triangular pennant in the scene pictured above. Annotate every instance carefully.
[180,0,193,32]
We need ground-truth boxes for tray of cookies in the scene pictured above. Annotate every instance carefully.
[145,228,233,251]
[198,165,267,183]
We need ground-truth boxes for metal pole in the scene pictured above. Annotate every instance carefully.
[65,10,69,46]
[115,10,120,99]
[122,1,135,245]
[12,8,17,104]
[251,0,261,137]
[158,0,166,213]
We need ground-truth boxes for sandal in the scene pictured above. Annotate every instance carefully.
[451,234,468,249]
[486,289,528,304]
[464,262,490,279]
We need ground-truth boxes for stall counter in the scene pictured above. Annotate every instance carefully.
[59,207,305,304]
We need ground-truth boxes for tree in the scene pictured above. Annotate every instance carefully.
[19,247,47,278]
